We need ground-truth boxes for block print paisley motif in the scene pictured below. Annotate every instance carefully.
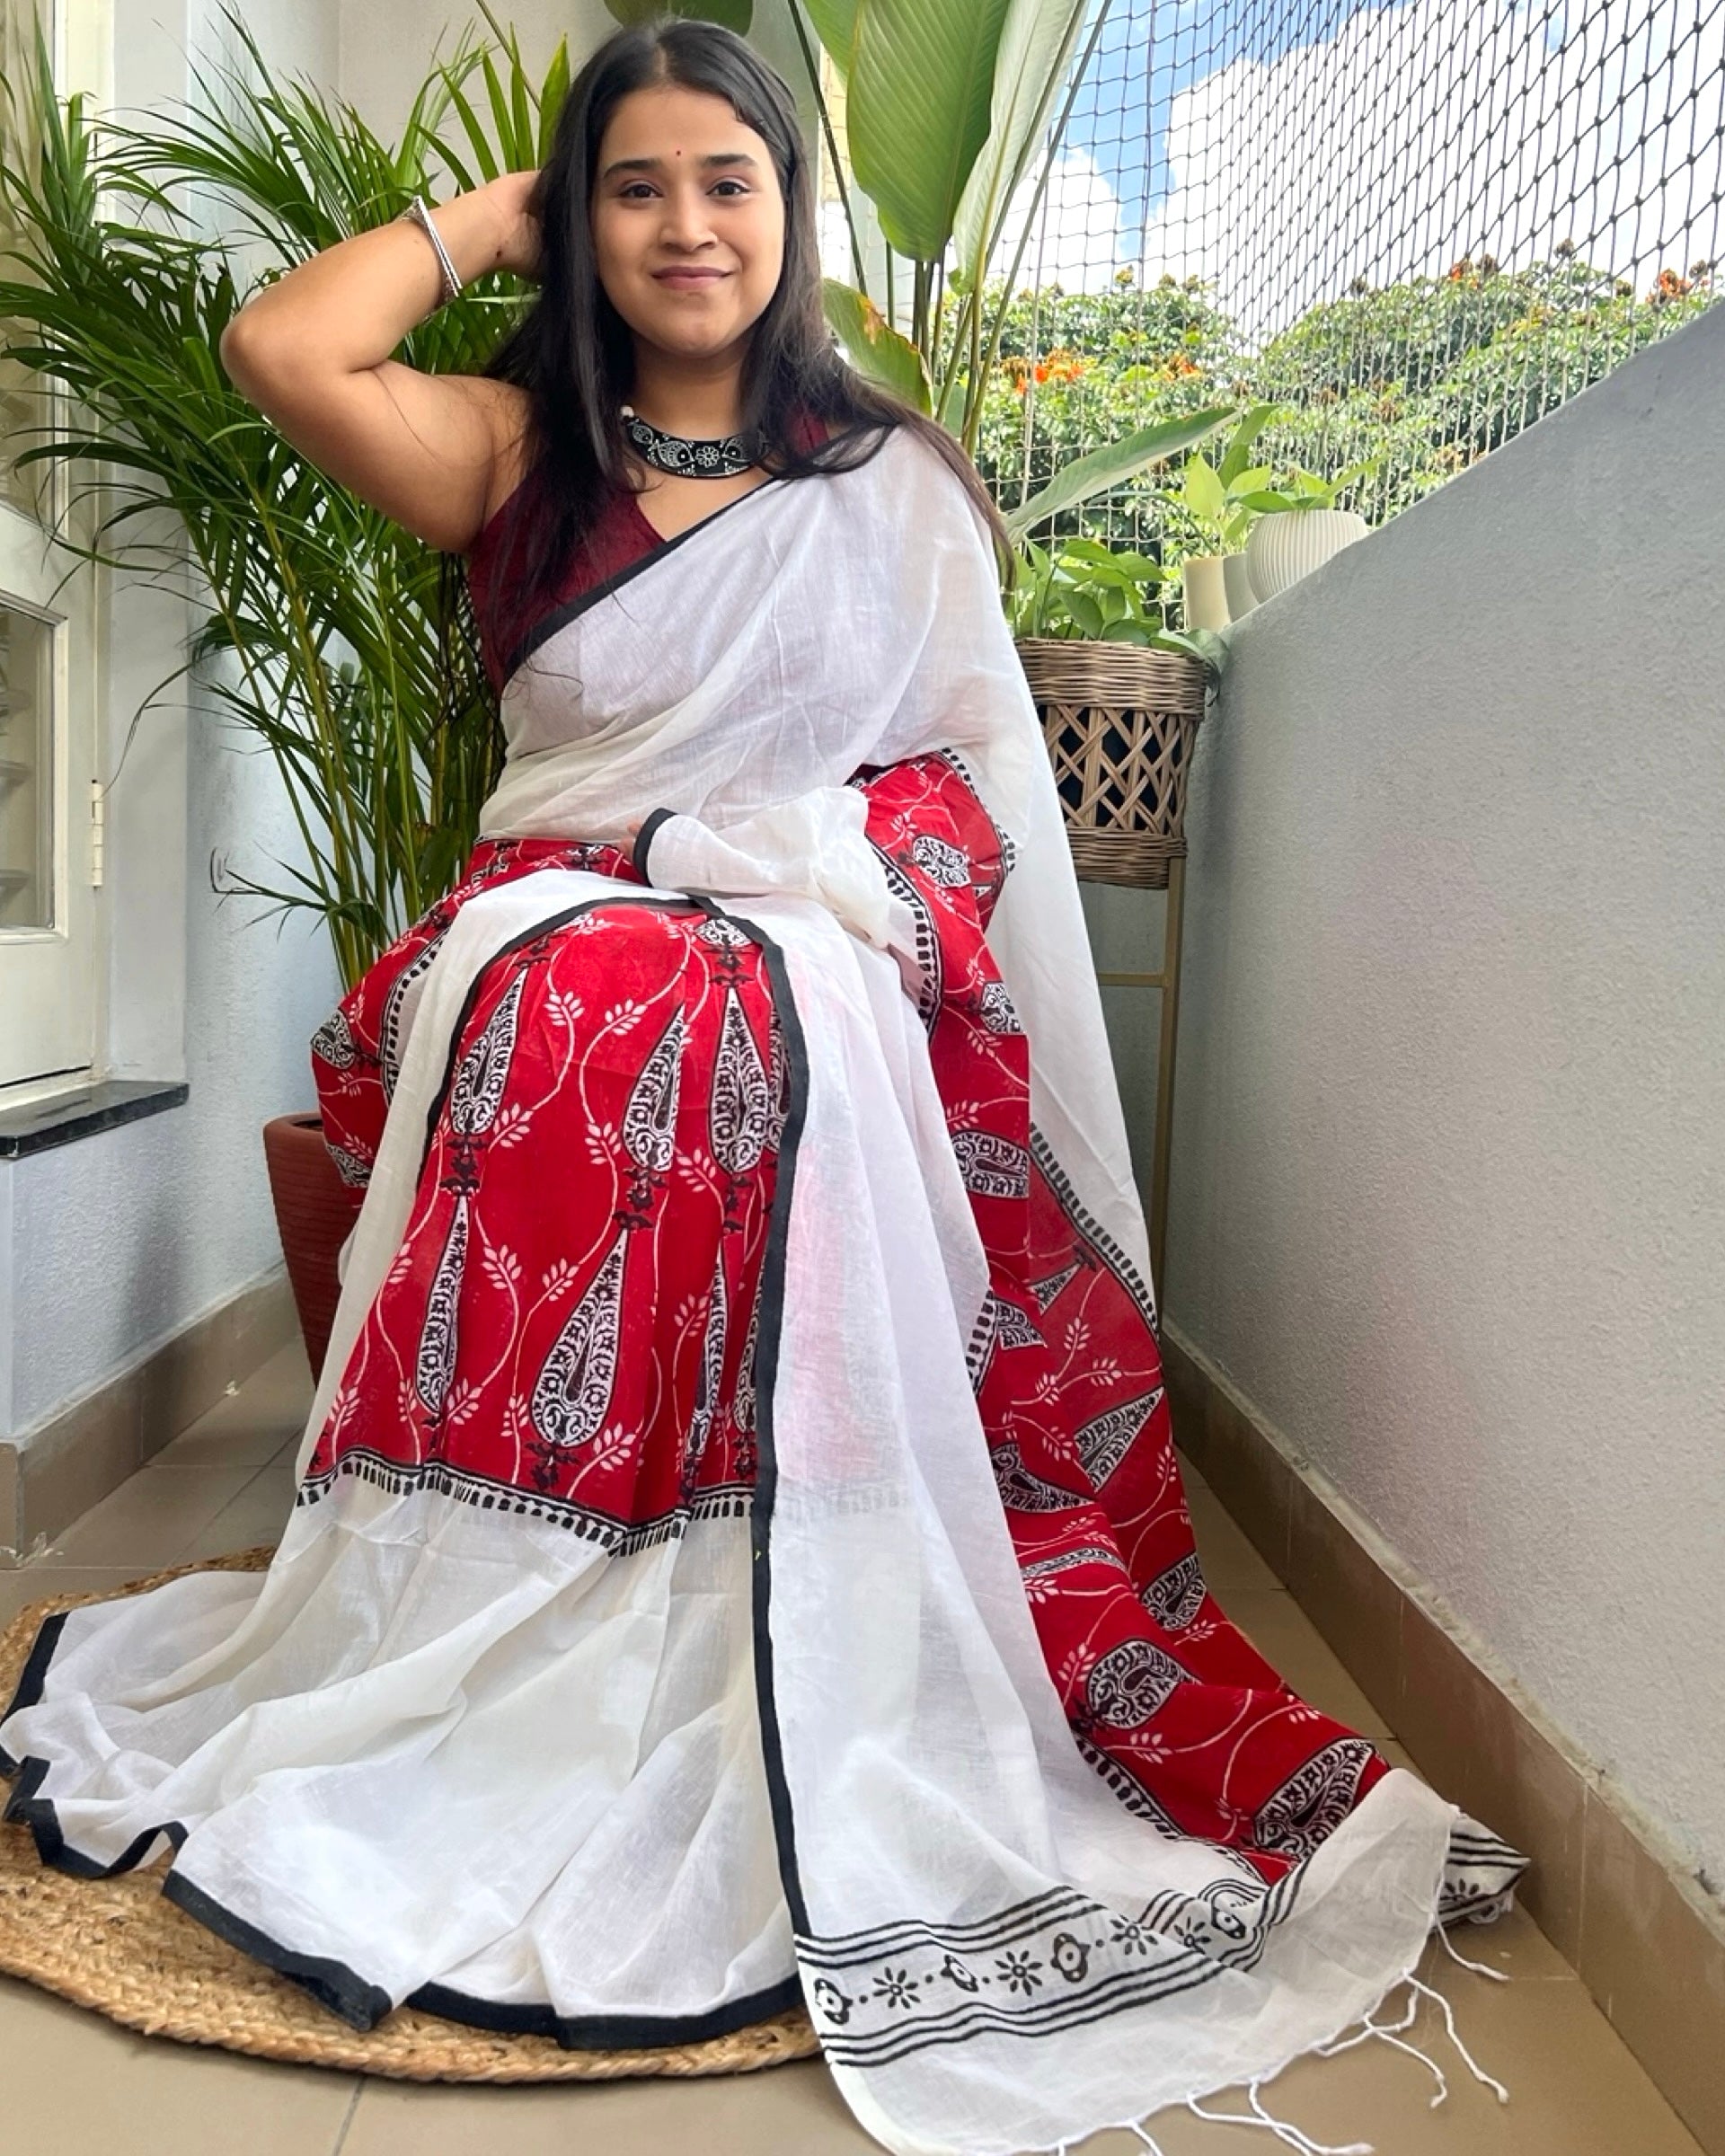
[531,1237,627,1451]
[622,1006,685,1173]
[379,933,446,1100]
[1084,1639,1191,1729]
[310,1008,358,1070]
[711,986,774,1176]
[326,1142,373,1190]
[308,773,1405,1885]
[1251,1737,1377,1861]
[1030,1259,1082,1312]
[1075,1389,1164,1487]
[415,1196,468,1419]
[909,831,971,887]
[449,972,526,1135]
[950,1127,1031,1200]
[683,1254,729,1485]
[1143,1551,1206,1630]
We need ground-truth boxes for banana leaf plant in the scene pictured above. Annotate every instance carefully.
[0,5,562,989]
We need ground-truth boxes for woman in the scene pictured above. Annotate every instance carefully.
[0,21,1525,2153]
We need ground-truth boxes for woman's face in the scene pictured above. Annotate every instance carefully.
[590,82,785,370]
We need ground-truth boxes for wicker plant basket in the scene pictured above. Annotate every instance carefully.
[1015,639,1208,890]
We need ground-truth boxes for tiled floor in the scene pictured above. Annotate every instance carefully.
[0,1346,1704,2156]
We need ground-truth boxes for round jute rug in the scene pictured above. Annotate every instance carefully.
[0,1547,818,2081]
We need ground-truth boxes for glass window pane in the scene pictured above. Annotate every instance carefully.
[0,602,52,928]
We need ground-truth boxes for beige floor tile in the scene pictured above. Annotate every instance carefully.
[0,1976,360,2155]
[1186,1482,1282,1593]
[153,1344,314,1468]
[1214,1586,1398,1745]
[342,2054,876,2154]
[175,1463,299,1564]
[1077,1940,1703,2154]
[0,1563,155,1630]
[37,1464,261,1569]
[342,1944,1703,2156]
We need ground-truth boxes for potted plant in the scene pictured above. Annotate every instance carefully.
[1242,457,1380,603]
[0,10,562,1374]
[1163,403,1282,625]
[1004,517,1220,888]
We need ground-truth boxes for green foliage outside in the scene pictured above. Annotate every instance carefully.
[961,251,1717,562]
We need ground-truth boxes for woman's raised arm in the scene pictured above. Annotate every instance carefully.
[218,172,541,553]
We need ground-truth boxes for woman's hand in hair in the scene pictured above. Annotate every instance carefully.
[489,170,544,281]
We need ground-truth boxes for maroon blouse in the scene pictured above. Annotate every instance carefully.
[464,409,833,692]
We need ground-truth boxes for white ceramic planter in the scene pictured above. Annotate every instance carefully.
[1181,553,1230,632]
[1221,551,1257,619]
[1245,508,1369,603]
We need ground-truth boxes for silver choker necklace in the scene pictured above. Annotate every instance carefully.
[621,404,765,479]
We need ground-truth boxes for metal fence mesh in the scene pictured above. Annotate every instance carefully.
[845,0,1723,546]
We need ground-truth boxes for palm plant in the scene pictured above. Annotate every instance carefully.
[0,7,561,990]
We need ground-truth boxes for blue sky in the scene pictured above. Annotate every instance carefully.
[1066,0,1411,244]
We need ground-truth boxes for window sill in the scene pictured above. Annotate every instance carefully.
[0,1080,189,1160]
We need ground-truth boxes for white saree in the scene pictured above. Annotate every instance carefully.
[0,426,1520,2155]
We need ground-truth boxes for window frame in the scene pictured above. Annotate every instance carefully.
[0,0,108,1101]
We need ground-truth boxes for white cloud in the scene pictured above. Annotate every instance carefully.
[1130,0,1725,342]
[984,145,1132,293]
[818,148,1129,298]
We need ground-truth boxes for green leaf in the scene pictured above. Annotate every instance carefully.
[536,41,571,163]
[1182,453,1226,521]
[846,0,1014,261]
[822,276,931,409]
[1215,402,1280,483]
[951,0,1088,288]
[1004,406,1236,542]
[801,0,861,76]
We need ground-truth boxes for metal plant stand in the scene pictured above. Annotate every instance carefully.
[1092,854,1187,1297]
[1014,639,1207,1305]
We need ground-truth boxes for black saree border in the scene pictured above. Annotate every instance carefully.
[0,1594,806,2048]
[688,896,816,1945]
[501,473,793,685]
[0,1608,67,1769]
[404,1968,805,2049]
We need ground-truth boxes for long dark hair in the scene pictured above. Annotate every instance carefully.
[479,16,1016,614]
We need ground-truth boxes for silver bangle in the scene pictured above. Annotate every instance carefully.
[396,194,462,306]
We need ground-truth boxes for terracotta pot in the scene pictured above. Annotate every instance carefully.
[261,1114,367,1382]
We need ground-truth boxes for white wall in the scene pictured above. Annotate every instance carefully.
[1163,301,1725,1886]
[341,0,818,160]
